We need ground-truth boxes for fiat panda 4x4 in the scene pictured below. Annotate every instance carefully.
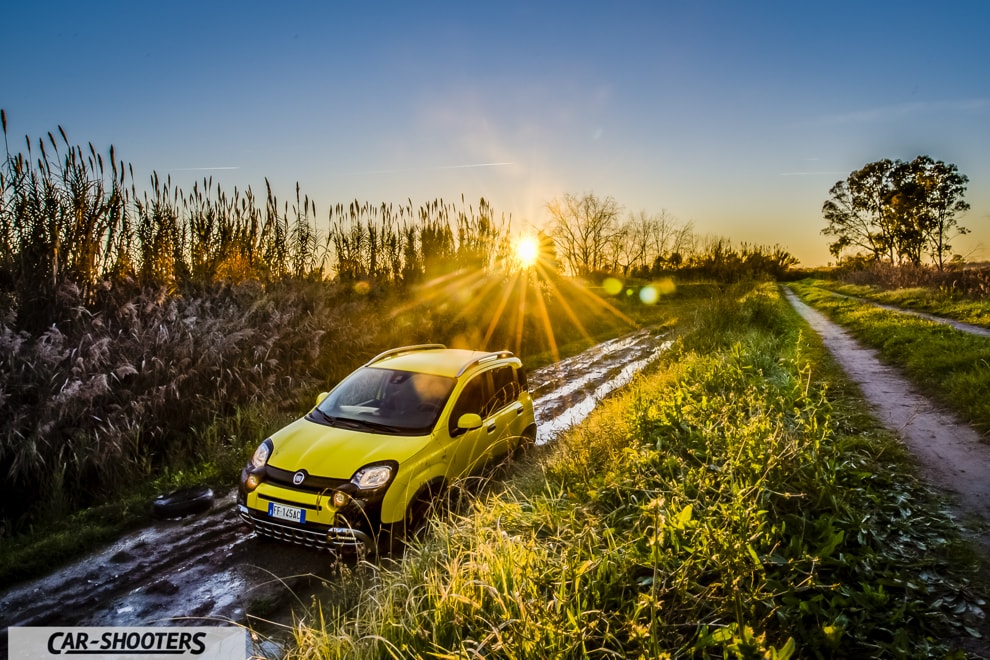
[238,344,536,552]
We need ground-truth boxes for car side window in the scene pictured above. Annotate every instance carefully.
[489,365,520,413]
[517,366,529,391]
[449,374,488,434]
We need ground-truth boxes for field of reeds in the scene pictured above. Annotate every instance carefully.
[280,283,984,658]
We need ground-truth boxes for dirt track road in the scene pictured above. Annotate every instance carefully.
[0,329,667,651]
[784,288,990,551]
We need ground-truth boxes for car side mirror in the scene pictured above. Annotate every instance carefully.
[457,413,483,431]
[315,392,329,406]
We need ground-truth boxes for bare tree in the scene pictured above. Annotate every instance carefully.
[546,192,622,276]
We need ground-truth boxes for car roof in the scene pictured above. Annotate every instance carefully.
[366,346,517,378]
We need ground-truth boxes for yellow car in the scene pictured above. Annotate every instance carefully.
[238,344,536,552]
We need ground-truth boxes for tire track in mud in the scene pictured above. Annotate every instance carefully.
[2,497,246,628]
[0,328,669,647]
[530,329,669,444]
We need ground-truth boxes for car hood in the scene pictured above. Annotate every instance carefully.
[266,415,432,479]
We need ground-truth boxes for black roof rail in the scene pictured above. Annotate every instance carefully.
[455,350,516,377]
[364,344,447,366]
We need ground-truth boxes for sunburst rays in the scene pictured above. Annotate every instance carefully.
[389,239,640,363]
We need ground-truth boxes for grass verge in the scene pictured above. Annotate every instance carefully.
[789,279,990,435]
[804,278,990,327]
[282,282,984,658]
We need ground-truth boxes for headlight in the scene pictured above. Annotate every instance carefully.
[351,463,396,490]
[250,439,273,469]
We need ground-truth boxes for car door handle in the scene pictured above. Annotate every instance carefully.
[514,404,524,416]
[487,423,497,433]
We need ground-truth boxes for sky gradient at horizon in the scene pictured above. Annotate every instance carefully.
[3,1,989,267]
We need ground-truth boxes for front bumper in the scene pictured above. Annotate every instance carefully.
[237,465,387,552]
[238,503,374,551]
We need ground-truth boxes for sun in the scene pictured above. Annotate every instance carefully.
[515,234,540,269]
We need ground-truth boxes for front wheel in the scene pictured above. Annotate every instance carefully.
[379,482,442,555]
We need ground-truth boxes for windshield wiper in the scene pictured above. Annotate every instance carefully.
[311,408,404,433]
[341,418,406,433]
[311,408,339,425]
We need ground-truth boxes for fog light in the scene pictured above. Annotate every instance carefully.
[332,490,351,508]
[245,474,260,491]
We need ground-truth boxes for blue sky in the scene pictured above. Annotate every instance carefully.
[3,1,988,266]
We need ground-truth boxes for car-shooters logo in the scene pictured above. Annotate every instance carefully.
[8,627,246,660]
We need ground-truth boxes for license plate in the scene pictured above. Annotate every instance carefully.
[268,502,306,524]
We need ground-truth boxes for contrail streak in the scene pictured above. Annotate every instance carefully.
[170,166,241,171]
[344,162,515,176]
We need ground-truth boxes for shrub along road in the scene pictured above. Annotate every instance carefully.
[784,286,990,553]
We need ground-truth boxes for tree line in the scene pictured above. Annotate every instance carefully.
[545,192,798,281]
[0,112,802,338]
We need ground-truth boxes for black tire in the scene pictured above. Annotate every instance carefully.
[404,486,436,539]
[151,485,214,519]
[379,482,442,555]
[513,424,537,457]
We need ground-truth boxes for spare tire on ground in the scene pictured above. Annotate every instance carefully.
[152,485,214,519]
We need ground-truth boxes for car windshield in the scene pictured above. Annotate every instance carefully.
[313,367,456,434]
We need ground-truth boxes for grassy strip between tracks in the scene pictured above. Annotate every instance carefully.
[284,282,985,659]
[789,279,990,436]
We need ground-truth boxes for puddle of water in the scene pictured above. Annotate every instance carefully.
[530,333,671,444]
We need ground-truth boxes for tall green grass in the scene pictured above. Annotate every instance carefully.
[283,283,982,658]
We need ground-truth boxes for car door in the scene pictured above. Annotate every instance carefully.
[476,365,527,463]
[445,372,490,476]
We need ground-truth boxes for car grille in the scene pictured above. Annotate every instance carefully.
[265,466,349,493]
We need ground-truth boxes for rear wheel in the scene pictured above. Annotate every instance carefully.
[514,424,537,457]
